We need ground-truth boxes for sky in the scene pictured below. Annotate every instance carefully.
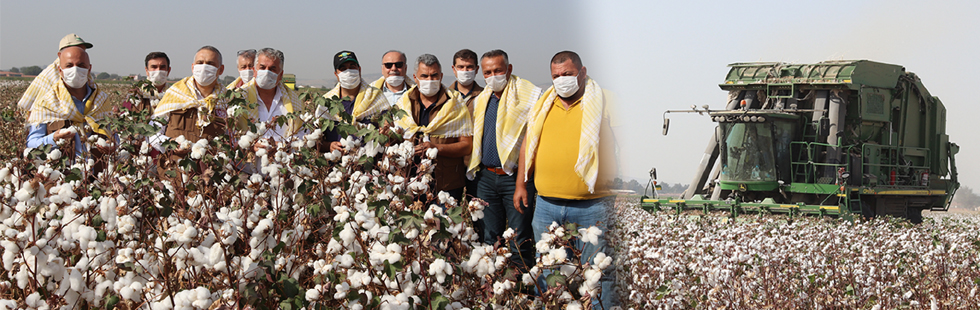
[2,0,979,189]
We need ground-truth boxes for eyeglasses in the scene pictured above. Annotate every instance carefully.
[237,49,256,56]
[384,62,405,69]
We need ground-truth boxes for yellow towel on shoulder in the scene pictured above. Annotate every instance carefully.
[26,65,111,136]
[467,75,541,178]
[241,79,304,137]
[317,80,389,122]
[394,86,472,139]
[524,77,606,193]
[153,77,228,127]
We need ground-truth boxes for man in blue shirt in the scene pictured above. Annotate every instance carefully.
[25,34,114,160]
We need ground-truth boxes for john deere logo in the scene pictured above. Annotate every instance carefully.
[738,183,747,192]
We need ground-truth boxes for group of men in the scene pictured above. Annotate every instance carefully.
[19,33,619,308]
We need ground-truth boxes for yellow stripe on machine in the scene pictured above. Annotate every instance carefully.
[820,206,840,211]
[875,190,947,195]
[669,200,686,203]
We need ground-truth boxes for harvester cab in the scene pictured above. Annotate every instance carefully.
[646,60,959,222]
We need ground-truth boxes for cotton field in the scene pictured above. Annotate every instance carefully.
[612,197,980,309]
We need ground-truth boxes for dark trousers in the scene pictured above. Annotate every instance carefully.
[475,168,536,270]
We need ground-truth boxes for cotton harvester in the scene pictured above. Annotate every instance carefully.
[643,60,959,222]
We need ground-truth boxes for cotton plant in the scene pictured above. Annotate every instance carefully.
[0,85,613,310]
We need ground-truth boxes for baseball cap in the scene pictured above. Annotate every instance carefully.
[59,33,93,50]
[333,51,358,70]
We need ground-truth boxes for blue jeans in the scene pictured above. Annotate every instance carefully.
[533,195,620,309]
[476,169,536,270]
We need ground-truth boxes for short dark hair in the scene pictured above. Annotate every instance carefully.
[144,52,170,68]
[551,51,583,68]
[197,45,222,64]
[453,49,478,66]
[481,49,509,65]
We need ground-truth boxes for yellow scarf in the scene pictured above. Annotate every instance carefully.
[319,80,389,121]
[225,77,245,90]
[467,75,541,178]
[153,77,228,127]
[394,86,472,139]
[241,79,304,137]
[26,65,112,136]
[19,59,62,117]
[524,78,606,193]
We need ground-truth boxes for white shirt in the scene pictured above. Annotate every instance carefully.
[383,82,407,107]
[257,87,289,140]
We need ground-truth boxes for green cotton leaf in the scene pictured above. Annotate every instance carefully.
[546,272,568,288]
[104,294,120,310]
[282,276,300,297]
[65,168,83,182]
[429,292,450,310]
[273,241,286,254]
[384,261,397,280]
[92,215,105,227]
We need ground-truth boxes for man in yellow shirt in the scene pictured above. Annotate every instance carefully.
[515,51,619,308]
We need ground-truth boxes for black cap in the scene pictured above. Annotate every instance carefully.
[333,51,358,70]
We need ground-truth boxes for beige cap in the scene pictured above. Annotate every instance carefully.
[59,33,93,50]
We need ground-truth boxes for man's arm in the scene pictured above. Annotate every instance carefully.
[26,124,56,148]
[513,136,533,213]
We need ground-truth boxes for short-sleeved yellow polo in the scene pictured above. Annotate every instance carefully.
[533,96,610,200]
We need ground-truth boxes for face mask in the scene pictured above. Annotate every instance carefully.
[192,64,219,86]
[418,80,441,97]
[239,69,254,83]
[385,75,404,88]
[338,69,360,90]
[485,74,508,92]
[553,75,580,98]
[255,70,278,90]
[455,70,476,86]
[147,70,168,87]
[62,66,89,89]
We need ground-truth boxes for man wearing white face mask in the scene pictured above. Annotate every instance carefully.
[227,49,256,90]
[449,49,484,115]
[393,54,473,200]
[124,52,171,113]
[149,46,229,164]
[467,49,541,272]
[236,48,305,142]
[370,50,414,106]
[516,51,619,308]
[315,50,389,152]
[26,33,115,161]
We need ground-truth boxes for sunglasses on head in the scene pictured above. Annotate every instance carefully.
[384,62,405,69]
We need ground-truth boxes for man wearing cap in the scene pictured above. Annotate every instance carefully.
[316,51,389,152]
[449,49,484,115]
[149,46,229,161]
[467,49,541,271]
[227,49,256,90]
[515,51,619,308]
[393,54,473,200]
[124,52,171,113]
[369,50,413,106]
[24,34,115,161]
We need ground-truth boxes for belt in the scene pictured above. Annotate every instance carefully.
[484,166,508,175]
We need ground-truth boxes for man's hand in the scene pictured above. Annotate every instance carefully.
[330,141,343,152]
[52,129,75,142]
[414,142,436,156]
[513,185,528,214]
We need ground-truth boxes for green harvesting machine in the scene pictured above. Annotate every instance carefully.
[644,60,959,222]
